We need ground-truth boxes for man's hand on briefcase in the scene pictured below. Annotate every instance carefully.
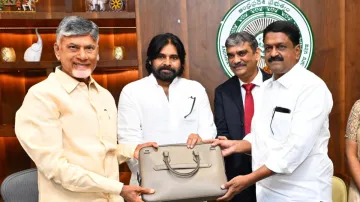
[204,138,252,156]
[216,175,252,201]
[120,185,155,202]
[203,139,237,157]
[187,133,202,148]
[134,142,158,160]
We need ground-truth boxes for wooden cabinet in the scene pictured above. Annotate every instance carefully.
[0,0,136,188]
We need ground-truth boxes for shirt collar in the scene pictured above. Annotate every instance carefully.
[273,62,301,89]
[55,66,99,93]
[238,67,263,87]
[149,73,181,87]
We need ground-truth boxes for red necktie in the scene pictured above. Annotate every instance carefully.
[242,83,255,135]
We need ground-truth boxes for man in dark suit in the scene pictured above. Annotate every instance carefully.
[214,32,272,202]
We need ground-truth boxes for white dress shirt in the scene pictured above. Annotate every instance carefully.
[117,74,217,183]
[239,68,264,110]
[244,64,333,201]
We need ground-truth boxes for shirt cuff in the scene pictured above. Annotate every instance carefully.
[106,178,124,195]
[264,154,289,174]
[116,143,137,164]
[243,132,254,144]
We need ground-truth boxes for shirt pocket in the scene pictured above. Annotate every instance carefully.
[270,112,292,142]
[99,109,117,143]
[181,118,198,135]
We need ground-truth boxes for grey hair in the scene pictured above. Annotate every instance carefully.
[56,16,99,44]
[225,31,258,53]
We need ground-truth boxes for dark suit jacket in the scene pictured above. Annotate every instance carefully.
[214,69,272,202]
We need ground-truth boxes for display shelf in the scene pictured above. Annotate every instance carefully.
[0,60,138,71]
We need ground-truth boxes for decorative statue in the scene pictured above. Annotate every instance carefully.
[16,0,21,10]
[22,0,34,11]
[1,47,16,62]
[90,0,107,11]
[24,28,42,62]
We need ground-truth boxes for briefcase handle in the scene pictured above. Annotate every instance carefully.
[163,150,200,177]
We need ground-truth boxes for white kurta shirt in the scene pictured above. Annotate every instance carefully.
[245,64,334,201]
[117,74,217,182]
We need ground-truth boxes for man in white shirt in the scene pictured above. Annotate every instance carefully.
[207,21,333,201]
[117,33,217,184]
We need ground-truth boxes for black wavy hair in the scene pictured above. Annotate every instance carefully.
[263,21,300,46]
[145,33,186,75]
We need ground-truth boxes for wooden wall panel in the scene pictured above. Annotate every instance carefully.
[186,0,240,109]
[0,137,31,184]
[0,73,26,124]
[299,0,346,180]
[345,0,360,183]
[345,0,360,127]
[105,70,138,105]
[0,71,47,186]
[99,30,137,61]
[135,0,190,78]
[36,0,66,12]
[93,70,139,105]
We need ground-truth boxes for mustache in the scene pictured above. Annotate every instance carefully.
[268,56,284,63]
[230,62,247,68]
[156,65,176,73]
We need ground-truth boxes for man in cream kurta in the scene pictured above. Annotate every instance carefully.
[15,16,156,202]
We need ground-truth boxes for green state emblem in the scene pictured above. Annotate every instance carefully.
[216,0,314,77]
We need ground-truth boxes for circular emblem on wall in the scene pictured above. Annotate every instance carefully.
[216,0,314,77]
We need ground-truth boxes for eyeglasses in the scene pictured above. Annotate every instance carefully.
[184,96,196,119]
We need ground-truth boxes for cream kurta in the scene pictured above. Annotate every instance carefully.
[15,67,137,202]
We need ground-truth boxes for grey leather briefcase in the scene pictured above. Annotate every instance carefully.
[138,143,227,202]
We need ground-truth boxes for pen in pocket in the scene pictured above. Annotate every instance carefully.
[104,109,110,119]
